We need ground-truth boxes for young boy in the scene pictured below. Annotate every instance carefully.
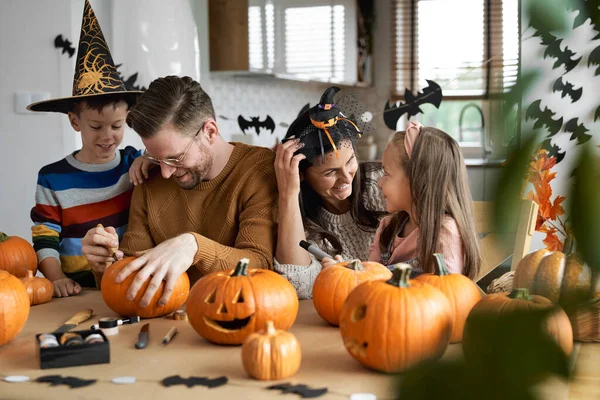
[27,0,150,297]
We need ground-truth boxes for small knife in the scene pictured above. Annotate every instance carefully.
[54,309,94,333]
[135,323,150,349]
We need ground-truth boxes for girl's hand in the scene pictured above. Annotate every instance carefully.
[129,157,155,186]
[321,255,343,268]
[274,138,305,198]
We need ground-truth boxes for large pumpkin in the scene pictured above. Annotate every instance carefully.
[101,257,190,318]
[312,259,392,326]
[463,288,573,358]
[0,271,31,345]
[0,232,37,278]
[514,243,599,307]
[21,270,53,305]
[415,253,483,343]
[187,258,299,345]
[339,263,453,373]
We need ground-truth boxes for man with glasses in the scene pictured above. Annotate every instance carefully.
[81,76,278,308]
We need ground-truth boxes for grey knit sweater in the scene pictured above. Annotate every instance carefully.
[274,163,385,299]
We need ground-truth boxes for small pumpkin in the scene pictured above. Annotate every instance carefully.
[0,232,37,278]
[339,263,453,373]
[0,270,31,345]
[514,239,599,308]
[312,259,392,326]
[414,253,483,343]
[101,257,190,318]
[187,258,299,345]
[21,270,53,305]
[241,320,302,380]
[463,288,573,358]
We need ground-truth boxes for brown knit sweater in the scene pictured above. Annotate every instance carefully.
[120,142,278,284]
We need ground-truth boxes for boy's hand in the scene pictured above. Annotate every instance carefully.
[82,225,123,272]
[321,255,343,269]
[52,277,81,298]
[129,156,154,186]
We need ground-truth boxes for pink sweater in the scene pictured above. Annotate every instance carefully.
[368,214,464,275]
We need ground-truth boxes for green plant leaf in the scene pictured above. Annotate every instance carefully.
[527,0,572,36]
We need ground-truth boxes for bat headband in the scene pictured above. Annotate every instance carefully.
[404,121,423,158]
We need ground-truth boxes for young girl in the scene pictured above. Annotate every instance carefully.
[369,121,481,278]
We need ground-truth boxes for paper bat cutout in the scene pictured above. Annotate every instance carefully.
[588,45,600,76]
[552,77,582,103]
[383,80,443,130]
[54,34,75,58]
[595,105,600,122]
[568,1,600,39]
[525,100,563,137]
[266,383,328,398]
[540,139,566,164]
[564,118,591,145]
[238,115,276,135]
[36,375,97,389]
[533,30,581,72]
[160,375,228,388]
[113,64,146,91]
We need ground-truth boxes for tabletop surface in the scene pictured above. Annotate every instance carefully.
[0,290,598,400]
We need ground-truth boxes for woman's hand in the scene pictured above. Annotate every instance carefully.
[274,138,305,198]
[321,255,343,269]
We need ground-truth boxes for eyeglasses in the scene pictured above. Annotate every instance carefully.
[142,123,205,167]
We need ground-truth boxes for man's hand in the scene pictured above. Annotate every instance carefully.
[81,225,124,272]
[52,277,81,297]
[115,233,198,308]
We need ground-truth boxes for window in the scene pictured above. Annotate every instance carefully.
[249,0,358,84]
[393,0,520,152]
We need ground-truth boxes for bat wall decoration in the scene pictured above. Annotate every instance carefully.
[552,77,582,103]
[238,115,276,135]
[533,30,581,73]
[540,139,566,164]
[54,34,75,58]
[525,100,563,137]
[588,45,600,76]
[563,118,592,145]
[595,105,600,122]
[383,79,443,130]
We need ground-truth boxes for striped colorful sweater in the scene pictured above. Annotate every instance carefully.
[30,147,141,274]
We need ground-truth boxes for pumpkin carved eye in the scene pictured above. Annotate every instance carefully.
[205,289,217,304]
[351,305,367,322]
[233,288,245,303]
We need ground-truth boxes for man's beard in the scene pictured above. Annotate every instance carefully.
[175,147,214,190]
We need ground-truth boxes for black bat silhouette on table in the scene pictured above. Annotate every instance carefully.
[160,375,228,388]
[588,45,600,76]
[525,100,563,137]
[36,375,96,389]
[54,34,75,58]
[533,30,581,73]
[383,80,443,130]
[266,382,328,398]
[564,118,591,145]
[552,77,582,103]
[540,139,566,164]
[238,115,276,135]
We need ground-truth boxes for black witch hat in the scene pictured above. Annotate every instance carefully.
[27,0,142,113]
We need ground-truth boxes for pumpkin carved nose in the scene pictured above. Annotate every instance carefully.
[217,303,228,314]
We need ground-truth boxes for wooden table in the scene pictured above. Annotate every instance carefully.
[0,290,597,399]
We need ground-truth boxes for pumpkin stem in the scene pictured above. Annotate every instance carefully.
[26,270,34,279]
[231,258,250,277]
[563,236,576,255]
[0,232,9,243]
[347,259,363,271]
[386,263,411,288]
[508,288,533,301]
[265,321,277,335]
[433,253,450,276]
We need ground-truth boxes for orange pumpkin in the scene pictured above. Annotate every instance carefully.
[101,257,190,318]
[21,270,53,305]
[0,270,31,345]
[463,288,573,358]
[0,232,37,278]
[339,263,453,373]
[313,259,392,326]
[241,320,302,380]
[414,253,483,342]
[514,243,599,307]
[187,258,299,345]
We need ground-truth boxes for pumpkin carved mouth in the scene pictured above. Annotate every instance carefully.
[203,315,253,332]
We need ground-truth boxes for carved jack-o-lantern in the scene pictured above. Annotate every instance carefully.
[187,258,299,345]
[339,263,453,373]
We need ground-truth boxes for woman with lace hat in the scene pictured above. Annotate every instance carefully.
[274,86,386,299]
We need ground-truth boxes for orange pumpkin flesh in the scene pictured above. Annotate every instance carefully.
[0,270,31,345]
[463,288,573,358]
[312,259,392,326]
[21,270,53,305]
[0,232,38,278]
[241,320,302,380]
[187,258,299,345]
[339,263,453,373]
[415,253,482,343]
[101,257,190,318]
